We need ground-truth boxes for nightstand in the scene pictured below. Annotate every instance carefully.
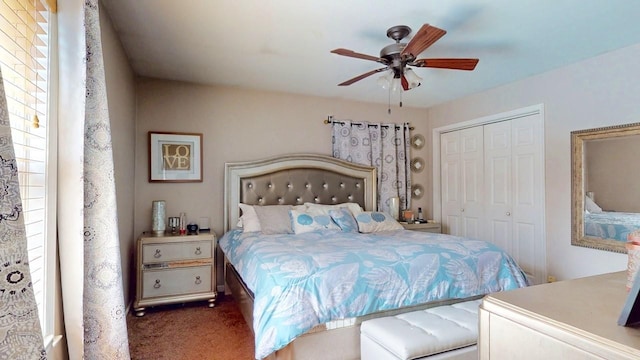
[400,221,442,233]
[133,231,217,316]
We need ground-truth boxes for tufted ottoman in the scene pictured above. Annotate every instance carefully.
[360,299,481,360]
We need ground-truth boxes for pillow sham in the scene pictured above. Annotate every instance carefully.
[238,203,261,232]
[328,208,359,233]
[585,196,603,214]
[290,209,340,234]
[254,205,295,234]
[304,202,363,216]
[355,211,404,233]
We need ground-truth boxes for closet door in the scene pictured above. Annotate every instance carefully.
[484,114,544,283]
[440,127,484,238]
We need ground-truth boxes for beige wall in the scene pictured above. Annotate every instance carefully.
[426,43,640,281]
[134,80,429,238]
[100,2,137,305]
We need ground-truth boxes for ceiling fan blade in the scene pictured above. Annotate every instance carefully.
[331,48,384,63]
[338,67,388,86]
[401,24,446,57]
[401,76,409,91]
[413,58,479,70]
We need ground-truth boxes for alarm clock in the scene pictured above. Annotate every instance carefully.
[186,223,199,235]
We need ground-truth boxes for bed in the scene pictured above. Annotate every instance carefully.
[220,153,528,360]
[584,211,640,242]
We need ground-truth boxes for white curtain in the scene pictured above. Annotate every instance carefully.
[0,68,47,359]
[332,120,411,213]
[58,1,130,358]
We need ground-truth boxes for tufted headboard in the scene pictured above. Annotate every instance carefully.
[223,153,377,232]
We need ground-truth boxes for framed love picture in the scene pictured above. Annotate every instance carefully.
[149,132,203,182]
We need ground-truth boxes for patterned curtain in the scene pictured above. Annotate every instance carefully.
[332,120,411,213]
[81,1,130,358]
[0,69,47,359]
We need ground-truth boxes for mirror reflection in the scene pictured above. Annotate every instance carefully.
[572,123,640,253]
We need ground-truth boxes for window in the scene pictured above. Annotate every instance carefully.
[0,0,55,343]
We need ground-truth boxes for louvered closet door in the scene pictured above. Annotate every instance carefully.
[484,115,544,284]
[440,127,484,238]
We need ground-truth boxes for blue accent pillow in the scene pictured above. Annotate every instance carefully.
[328,208,359,233]
[355,211,404,233]
[289,209,340,234]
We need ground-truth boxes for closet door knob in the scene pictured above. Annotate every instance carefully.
[461,208,465,213]
[506,211,511,216]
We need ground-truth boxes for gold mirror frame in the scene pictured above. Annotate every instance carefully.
[571,122,640,253]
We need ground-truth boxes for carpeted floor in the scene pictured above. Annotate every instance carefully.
[127,295,255,359]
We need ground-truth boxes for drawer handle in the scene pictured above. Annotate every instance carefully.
[195,276,202,285]
[195,247,202,255]
[154,249,162,258]
[153,279,161,289]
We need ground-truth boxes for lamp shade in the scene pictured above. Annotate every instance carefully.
[404,68,422,89]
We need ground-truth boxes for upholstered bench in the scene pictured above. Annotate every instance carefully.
[360,299,481,360]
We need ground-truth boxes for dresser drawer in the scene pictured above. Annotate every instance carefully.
[142,265,212,298]
[142,240,212,263]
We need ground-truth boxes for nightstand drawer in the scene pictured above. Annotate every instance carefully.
[142,240,212,263]
[142,265,212,298]
[401,222,442,233]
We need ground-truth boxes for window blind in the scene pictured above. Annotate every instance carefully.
[0,0,50,334]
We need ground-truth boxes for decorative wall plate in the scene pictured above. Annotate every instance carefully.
[411,184,424,199]
[410,134,425,149]
[410,157,425,173]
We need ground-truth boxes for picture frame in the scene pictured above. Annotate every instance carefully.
[149,131,203,182]
[618,269,640,327]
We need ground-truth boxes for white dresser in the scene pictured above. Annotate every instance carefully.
[479,271,640,359]
[133,232,217,316]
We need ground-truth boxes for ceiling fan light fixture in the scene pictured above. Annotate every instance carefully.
[376,70,394,90]
[390,77,402,93]
[404,68,422,89]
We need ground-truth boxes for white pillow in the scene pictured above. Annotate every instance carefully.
[238,203,261,232]
[355,211,404,233]
[304,202,363,216]
[289,209,340,234]
[585,196,603,214]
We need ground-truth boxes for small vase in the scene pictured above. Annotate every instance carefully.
[389,197,400,220]
[152,200,166,234]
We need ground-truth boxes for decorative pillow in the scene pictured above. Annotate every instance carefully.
[238,203,261,232]
[585,196,602,214]
[304,202,363,216]
[328,208,359,233]
[254,205,294,234]
[290,209,340,234]
[355,211,404,233]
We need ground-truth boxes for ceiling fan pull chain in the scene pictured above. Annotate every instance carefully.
[387,86,392,114]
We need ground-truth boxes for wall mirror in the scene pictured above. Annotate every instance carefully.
[571,122,640,253]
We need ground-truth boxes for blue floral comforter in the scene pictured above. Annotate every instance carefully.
[219,229,529,359]
[585,211,640,242]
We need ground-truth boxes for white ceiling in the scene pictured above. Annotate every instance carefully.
[101,0,640,108]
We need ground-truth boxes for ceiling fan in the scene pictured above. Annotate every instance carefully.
[331,24,479,91]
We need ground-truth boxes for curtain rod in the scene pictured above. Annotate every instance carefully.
[323,116,414,130]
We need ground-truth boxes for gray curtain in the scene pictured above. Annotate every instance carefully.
[0,69,46,358]
[332,120,411,213]
[82,0,130,358]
